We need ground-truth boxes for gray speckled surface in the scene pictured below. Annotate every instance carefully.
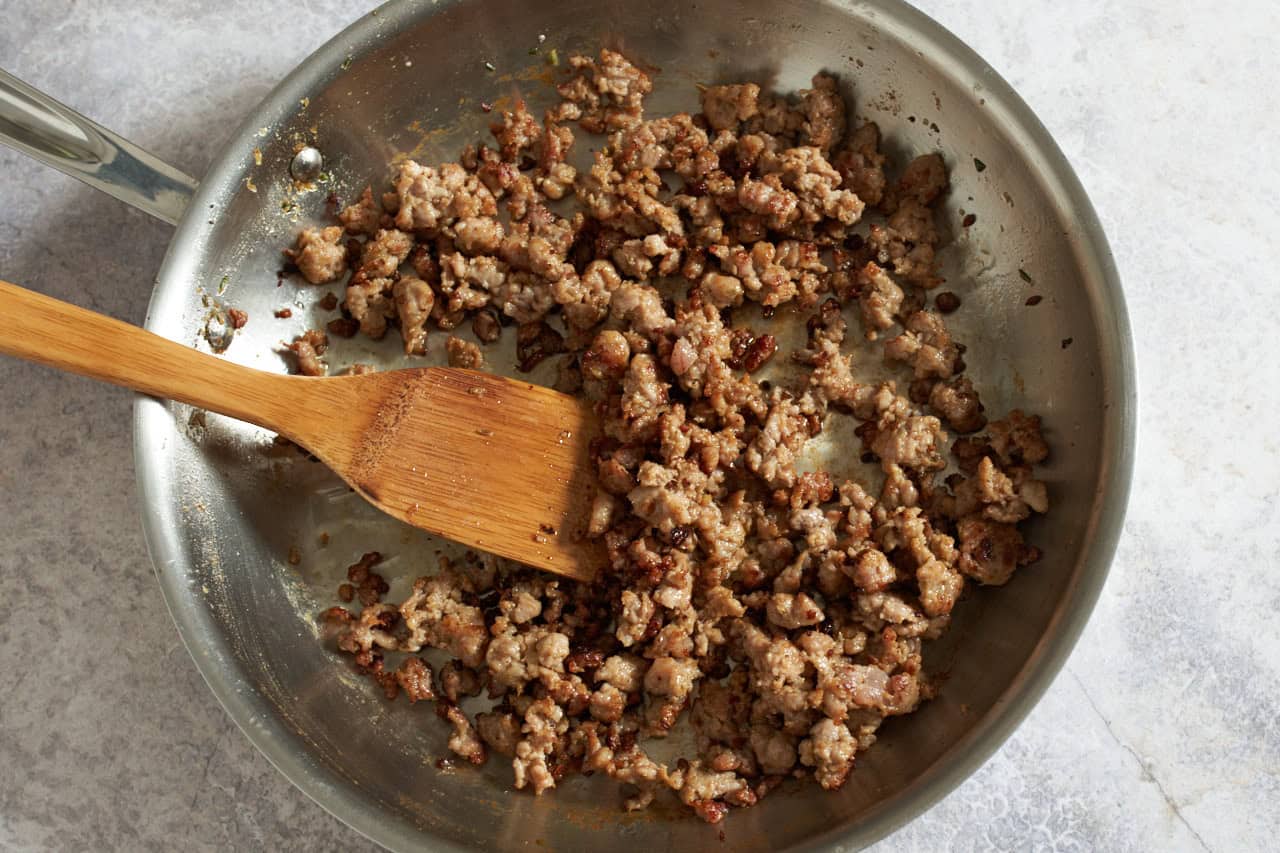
[0,1,1276,850]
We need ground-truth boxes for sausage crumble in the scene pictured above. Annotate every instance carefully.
[297,50,1050,824]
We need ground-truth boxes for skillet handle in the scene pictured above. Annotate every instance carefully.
[0,69,198,226]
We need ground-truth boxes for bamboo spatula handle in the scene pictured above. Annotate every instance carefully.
[0,279,605,580]
[0,279,297,431]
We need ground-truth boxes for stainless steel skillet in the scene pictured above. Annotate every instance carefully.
[0,0,1136,849]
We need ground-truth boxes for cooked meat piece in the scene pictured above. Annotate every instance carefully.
[799,718,856,790]
[285,329,328,376]
[616,589,656,647]
[512,698,566,795]
[917,557,963,617]
[857,262,904,339]
[884,311,962,380]
[393,161,498,235]
[745,91,805,139]
[766,592,826,629]
[833,122,887,207]
[870,411,946,472]
[475,711,521,757]
[589,683,628,723]
[701,82,761,131]
[438,661,483,704]
[557,49,653,133]
[442,703,487,765]
[490,100,542,162]
[339,186,384,236]
[453,216,505,255]
[929,376,986,433]
[597,654,646,692]
[515,320,567,372]
[445,335,485,370]
[392,276,434,355]
[987,409,1050,466]
[345,274,394,340]
[956,515,1039,585]
[290,226,347,284]
[555,259,620,333]
[799,73,846,153]
[437,253,504,315]
[745,392,811,489]
[394,657,436,703]
[471,308,502,343]
[360,228,414,278]
[399,565,489,668]
[846,548,895,592]
[867,199,942,288]
[754,146,865,234]
[644,656,700,699]
[582,329,631,382]
[893,153,949,208]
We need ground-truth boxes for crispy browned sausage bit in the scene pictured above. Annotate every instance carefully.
[445,336,485,370]
[297,49,1051,824]
[284,329,328,377]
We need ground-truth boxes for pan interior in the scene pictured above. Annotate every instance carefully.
[136,0,1130,849]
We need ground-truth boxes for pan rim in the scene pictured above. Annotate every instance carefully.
[133,0,1136,849]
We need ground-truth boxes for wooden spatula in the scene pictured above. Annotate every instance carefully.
[0,280,603,582]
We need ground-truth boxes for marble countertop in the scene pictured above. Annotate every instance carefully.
[1,1,1276,850]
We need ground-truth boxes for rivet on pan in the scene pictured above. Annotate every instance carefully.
[290,147,324,182]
